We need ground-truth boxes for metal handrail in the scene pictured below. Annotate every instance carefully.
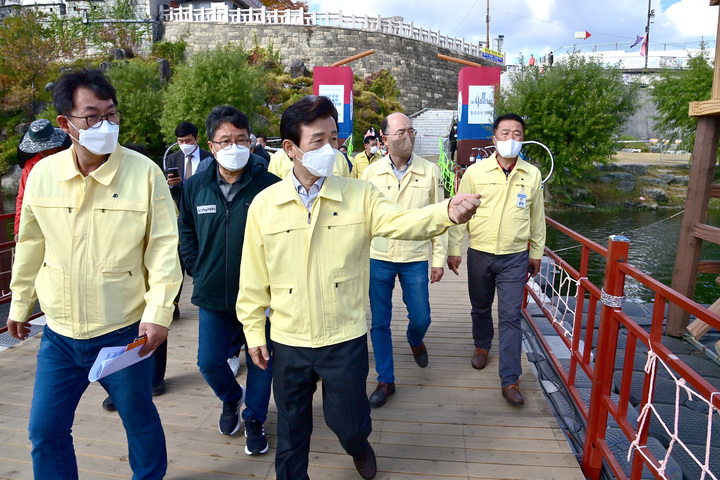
[524,219,720,479]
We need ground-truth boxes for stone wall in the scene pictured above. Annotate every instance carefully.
[160,22,494,114]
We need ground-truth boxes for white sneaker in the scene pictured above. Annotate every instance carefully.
[227,356,241,377]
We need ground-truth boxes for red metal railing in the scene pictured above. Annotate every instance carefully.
[0,212,43,335]
[523,216,720,480]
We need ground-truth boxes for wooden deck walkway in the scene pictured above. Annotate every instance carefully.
[0,248,586,480]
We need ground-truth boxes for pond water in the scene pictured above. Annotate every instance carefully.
[546,208,720,305]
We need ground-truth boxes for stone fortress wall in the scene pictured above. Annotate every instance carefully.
[161,22,494,114]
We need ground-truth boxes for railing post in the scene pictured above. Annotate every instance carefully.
[581,235,629,479]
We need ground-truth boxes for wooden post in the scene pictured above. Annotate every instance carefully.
[667,2,720,336]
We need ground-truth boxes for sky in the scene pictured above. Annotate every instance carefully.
[307,0,719,64]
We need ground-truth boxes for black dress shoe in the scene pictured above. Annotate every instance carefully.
[152,380,166,396]
[353,444,377,479]
[102,396,116,412]
[410,341,428,368]
[369,382,395,408]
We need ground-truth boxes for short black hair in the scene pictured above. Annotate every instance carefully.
[493,113,525,134]
[363,135,378,145]
[175,121,198,138]
[256,134,266,142]
[205,105,251,141]
[52,68,117,116]
[280,95,338,146]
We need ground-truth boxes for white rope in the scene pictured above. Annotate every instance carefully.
[527,259,579,340]
[631,350,719,480]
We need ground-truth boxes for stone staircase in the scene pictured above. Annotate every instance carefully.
[409,108,455,157]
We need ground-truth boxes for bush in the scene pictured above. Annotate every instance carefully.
[150,39,187,65]
[0,135,21,176]
[105,59,166,161]
[160,44,267,145]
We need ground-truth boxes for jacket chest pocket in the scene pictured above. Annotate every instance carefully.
[92,203,148,250]
[406,183,433,207]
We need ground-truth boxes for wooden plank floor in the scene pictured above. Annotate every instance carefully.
[0,246,586,480]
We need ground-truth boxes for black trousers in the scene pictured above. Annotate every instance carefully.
[272,334,372,480]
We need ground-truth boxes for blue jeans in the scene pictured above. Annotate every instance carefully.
[467,249,527,387]
[369,259,431,384]
[197,307,273,423]
[29,323,166,480]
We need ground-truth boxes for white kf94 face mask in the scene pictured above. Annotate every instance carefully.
[495,139,523,159]
[67,119,119,156]
[214,144,250,172]
[297,143,336,177]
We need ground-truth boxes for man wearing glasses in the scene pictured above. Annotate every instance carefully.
[361,113,447,408]
[7,68,182,479]
[178,105,279,455]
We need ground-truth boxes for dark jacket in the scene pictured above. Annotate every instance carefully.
[178,156,280,312]
[165,148,213,205]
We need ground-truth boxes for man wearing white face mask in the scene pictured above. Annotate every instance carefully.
[165,121,213,206]
[236,95,482,480]
[178,105,279,455]
[351,134,382,179]
[447,113,546,407]
[7,68,182,479]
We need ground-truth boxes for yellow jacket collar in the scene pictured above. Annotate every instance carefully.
[274,173,344,205]
[482,152,532,174]
[58,144,122,186]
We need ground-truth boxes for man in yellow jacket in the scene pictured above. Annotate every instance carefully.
[7,68,181,479]
[236,95,481,480]
[447,113,546,407]
[361,113,447,408]
[351,134,383,179]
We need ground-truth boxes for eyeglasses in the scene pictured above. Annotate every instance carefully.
[65,111,121,129]
[385,129,417,138]
[210,139,250,150]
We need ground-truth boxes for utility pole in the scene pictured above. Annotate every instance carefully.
[486,0,490,49]
[644,0,654,69]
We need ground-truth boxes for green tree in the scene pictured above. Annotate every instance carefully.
[498,52,639,194]
[106,60,167,159]
[0,8,58,114]
[651,48,713,154]
[160,44,267,145]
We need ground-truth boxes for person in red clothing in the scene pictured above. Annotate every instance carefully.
[15,119,70,240]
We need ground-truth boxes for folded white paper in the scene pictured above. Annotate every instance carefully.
[88,339,152,382]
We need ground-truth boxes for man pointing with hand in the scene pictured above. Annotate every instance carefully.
[236,95,480,480]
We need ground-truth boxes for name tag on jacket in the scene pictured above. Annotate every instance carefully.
[197,205,217,214]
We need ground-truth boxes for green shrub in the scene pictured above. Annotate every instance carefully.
[160,44,267,145]
[0,135,21,176]
[150,39,187,65]
[105,59,166,160]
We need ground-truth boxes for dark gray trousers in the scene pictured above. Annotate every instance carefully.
[467,248,528,387]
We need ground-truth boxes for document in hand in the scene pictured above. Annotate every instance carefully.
[88,336,153,382]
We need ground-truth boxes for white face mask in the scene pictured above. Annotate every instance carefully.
[495,139,523,159]
[179,143,197,156]
[369,146,378,154]
[214,144,249,172]
[67,119,119,155]
[297,143,336,177]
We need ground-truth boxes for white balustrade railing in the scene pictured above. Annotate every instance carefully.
[161,6,494,60]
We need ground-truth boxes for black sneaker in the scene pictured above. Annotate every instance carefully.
[218,386,245,435]
[244,417,269,455]
[102,396,116,412]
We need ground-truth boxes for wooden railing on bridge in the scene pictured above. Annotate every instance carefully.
[160,6,491,60]
[523,217,720,479]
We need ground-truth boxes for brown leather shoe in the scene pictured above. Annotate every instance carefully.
[502,382,525,406]
[352,444,377,479]
[410,341,428,368]
[471,347,488,370]
[369,382,395,408]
